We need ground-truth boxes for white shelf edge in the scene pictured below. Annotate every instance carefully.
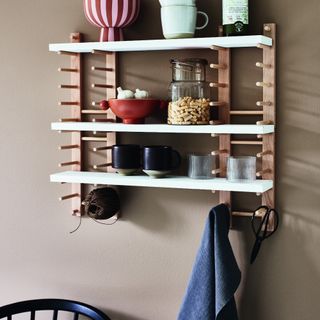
[51,122,275,135]
[50,171,273,193]
[49,36,272,53]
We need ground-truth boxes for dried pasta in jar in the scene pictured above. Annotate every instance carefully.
[168,97,210,125]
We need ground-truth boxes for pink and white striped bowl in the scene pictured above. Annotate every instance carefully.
[83,0,140,42]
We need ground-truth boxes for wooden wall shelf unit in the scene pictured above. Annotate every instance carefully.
[50,24,276,227]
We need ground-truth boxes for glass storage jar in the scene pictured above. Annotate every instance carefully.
[168,58,210,125]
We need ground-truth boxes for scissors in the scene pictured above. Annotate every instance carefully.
[250,205,279,264]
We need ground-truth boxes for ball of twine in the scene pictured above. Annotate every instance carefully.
[84,187,120,220]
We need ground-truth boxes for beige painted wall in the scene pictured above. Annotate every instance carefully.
[0,0,320,319]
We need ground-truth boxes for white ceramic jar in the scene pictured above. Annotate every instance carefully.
[159,0,208,39]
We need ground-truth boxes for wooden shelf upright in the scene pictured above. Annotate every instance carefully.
[66,33,82,216]
[213,24,276,227]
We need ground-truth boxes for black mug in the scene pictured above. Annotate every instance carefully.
[142,146,181,172]
[112,144,141,175]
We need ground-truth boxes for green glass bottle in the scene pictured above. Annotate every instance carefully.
[222,0,249,36]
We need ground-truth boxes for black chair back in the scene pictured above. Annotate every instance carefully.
[0,299,111,320]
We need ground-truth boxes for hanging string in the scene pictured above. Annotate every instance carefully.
[70,215,82,234]
[69,213,119,234]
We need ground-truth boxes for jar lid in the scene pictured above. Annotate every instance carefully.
[170,58,208,66]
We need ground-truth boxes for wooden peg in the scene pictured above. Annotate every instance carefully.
[256,81,272,88]
[231,140,263,145]
[81,109,108,114]
[232,211,253,217]
[57,51,78,56]
[209,101,226,107]
[257,43,270,50]
[257,135,263,139]
[212,168,221,175]
[71,33,80,41]
[211,190,216,194]
[210,45,226,51]
[255,207,267,217]
[210,63,227,69]
[91,66,113,72]
[211,149,228,156]
[257,150,272,158]
[256,193,262,197]
[58,68,78,73]
[59,84,79,89]
[210,120,223,125]
[59,193,79,201]
[256,101,272,107]
[91,84,114,89]
[256,169,272,177]
[256,62,272,69]
[82,137,108,142]
[93,163,112,169]
[230,110,264,116]
[211,133,220,138]
[92,118,115,123]
[59,144,79,150]
[59,118,80,122]
[91,49,110,55]
[264,25,272,32]
[72,209,81,216]
[209,82,227,88]
[92,146,112,152]
[256,120,274,125]
[232,210,265,217]
[91,101,101,106]
[59,101,79,106]
[59,161,80,167]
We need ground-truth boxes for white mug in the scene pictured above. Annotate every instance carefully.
[159,0,196,6]
[161,6,209,39]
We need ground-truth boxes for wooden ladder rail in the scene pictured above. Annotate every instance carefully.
[211,24,276,230]
[90,49,117,172]
[70,33,82,216]
[57,33,83,216]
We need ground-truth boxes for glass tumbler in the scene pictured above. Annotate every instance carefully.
[188,153,214,179]
[227,156,256,181]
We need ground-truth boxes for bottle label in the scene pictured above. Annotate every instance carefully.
[223,0,248,26]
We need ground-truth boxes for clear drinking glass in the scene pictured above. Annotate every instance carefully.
[227,156,256,181]
[188,153,214,179]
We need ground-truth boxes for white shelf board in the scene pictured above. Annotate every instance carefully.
[49,36,272,53]
[51,122,274,135]
[50,171,273,193]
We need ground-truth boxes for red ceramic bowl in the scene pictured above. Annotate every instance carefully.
[101,99,166,124]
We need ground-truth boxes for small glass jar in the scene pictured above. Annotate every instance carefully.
[168,58,210,125]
